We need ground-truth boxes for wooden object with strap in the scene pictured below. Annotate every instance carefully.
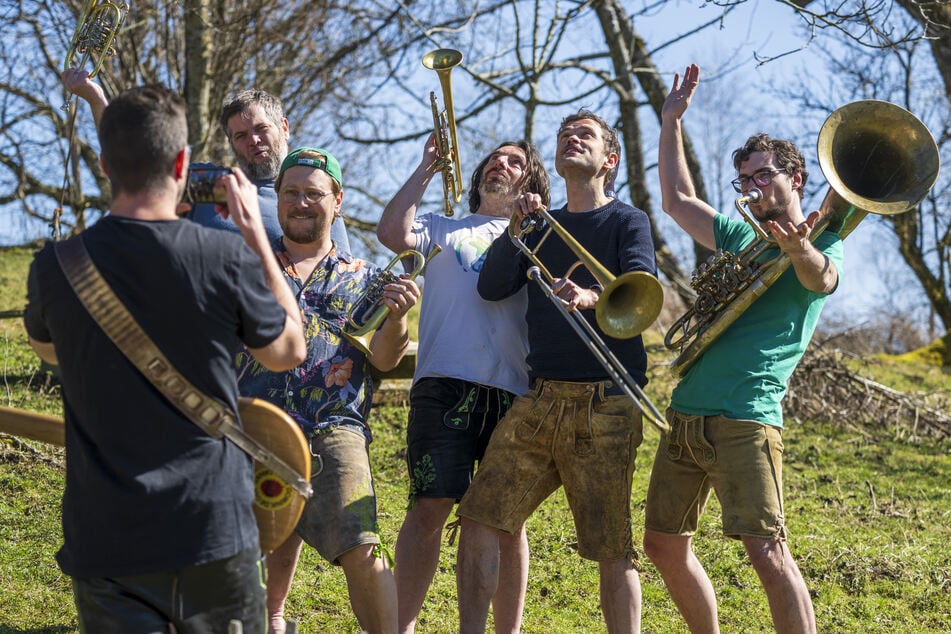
[52,236,314,553]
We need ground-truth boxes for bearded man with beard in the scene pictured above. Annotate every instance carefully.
[641,64,842,634]
[377,137,549,634]
[60,73,350,250]
[235,148,420,634]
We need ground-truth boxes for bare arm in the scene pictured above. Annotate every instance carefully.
[367,277,420,372]
[767,212,839,294]
[658,64,718,249]
[221,169,306,371]
[377,134,440,253]
[29,338,58,365]
[62,68,109,129]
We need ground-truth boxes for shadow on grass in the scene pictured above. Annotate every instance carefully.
[0,626,74,634]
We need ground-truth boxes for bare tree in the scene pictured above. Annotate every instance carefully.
[0,0,413,239]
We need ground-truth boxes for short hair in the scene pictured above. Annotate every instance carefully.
[732,133,809,200]
[219,89,285,140]
[468,141,551,214]
[98,83,187,196]
[558,109,622,185]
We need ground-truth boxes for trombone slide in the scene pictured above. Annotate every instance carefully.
[527,267,669,435]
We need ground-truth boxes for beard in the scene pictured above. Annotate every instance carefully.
[237,137,288,182]
[480,174,516,197]
[279,210,329,245]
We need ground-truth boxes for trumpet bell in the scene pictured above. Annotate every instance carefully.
[422,48,463,71]
[597,271,664,339]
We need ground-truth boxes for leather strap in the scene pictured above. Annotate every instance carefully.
[54,236,312,498]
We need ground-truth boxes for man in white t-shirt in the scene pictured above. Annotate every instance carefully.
[377,136,549,634]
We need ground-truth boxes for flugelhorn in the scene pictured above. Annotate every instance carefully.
[342,246,442,356]
[64,0,129,80]
[664,100,940,377]
[423,48,463,217]
[509,208,668,434]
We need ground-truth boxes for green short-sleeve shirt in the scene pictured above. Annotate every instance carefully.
[670,213,844,428]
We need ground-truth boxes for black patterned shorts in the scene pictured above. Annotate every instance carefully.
[405,377,515,506]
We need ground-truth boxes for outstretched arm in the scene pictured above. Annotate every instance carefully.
[62,68,109,129]
[377,134,440,254]
[658,64,718,249]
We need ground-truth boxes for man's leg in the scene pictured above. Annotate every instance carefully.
[339,542,398,634]
[492,522,528,634]
[457,517,503,634]
[742,536,816,634]
[642,530,719,633]
[265,534,304,634]
[394,496,455,633]
[597,556,641,634]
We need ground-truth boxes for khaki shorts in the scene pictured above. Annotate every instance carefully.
[644,408,786,540]
[296,426,380,564]
[457,379,643,561]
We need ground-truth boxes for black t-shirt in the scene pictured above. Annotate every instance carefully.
[478,199,657,385]
[24,216,286,578]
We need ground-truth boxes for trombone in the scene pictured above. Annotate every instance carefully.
[509,208,669,434]
[342,246,442,356]
[422,49,463,217]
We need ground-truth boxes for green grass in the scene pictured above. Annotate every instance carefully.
[1,245,950,633]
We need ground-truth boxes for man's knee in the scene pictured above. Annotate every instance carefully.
[642,529,685,565]
[406,497,455,532]
[741,535,787,574]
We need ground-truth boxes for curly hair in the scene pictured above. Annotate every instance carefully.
[732,133,808,200]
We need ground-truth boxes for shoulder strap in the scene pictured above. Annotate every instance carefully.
[53,236,312,498]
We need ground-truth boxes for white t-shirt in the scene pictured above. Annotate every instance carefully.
[411,213,529,395]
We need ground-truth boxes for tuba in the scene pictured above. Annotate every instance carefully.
[664,100,941,377]
[64,0,130,80]
[342,246,442,356]
[423,49,464,217]
[510,207,669,434]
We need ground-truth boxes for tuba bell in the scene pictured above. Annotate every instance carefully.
[664,100,941,377]
[423,49,464,217]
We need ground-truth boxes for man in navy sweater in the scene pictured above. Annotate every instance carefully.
[455,110,657,633]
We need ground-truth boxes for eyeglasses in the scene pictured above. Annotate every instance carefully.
[279,188,332,205]
[731,168,786,193]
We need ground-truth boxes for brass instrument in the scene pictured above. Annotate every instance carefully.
[342,246,442,356]
[422,49,463,217]
[510,208,669,434]
[64,0,129,80]
[665,100,941,377]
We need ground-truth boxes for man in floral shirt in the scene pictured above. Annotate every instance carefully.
[236,147,420,634]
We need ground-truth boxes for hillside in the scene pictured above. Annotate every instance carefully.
[1,245,949,633]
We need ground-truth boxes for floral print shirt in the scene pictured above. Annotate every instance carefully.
[236,239,379,441]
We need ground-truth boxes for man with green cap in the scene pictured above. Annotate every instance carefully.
[236,147,420,634]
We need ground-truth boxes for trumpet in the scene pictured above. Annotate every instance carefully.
[509,208,669,434]
[342,246,442,356]
[64,0,129,80]
[423,48,463,217]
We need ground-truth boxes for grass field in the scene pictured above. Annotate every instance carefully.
[1,245,950,633]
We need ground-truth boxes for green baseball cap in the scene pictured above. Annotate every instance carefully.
[277,147,342,188]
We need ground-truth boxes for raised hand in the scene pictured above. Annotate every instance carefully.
[662,64,700,122]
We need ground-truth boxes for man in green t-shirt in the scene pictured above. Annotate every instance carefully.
[644,63,843,634]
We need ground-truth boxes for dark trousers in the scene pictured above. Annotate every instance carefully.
[71,547,266,634]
